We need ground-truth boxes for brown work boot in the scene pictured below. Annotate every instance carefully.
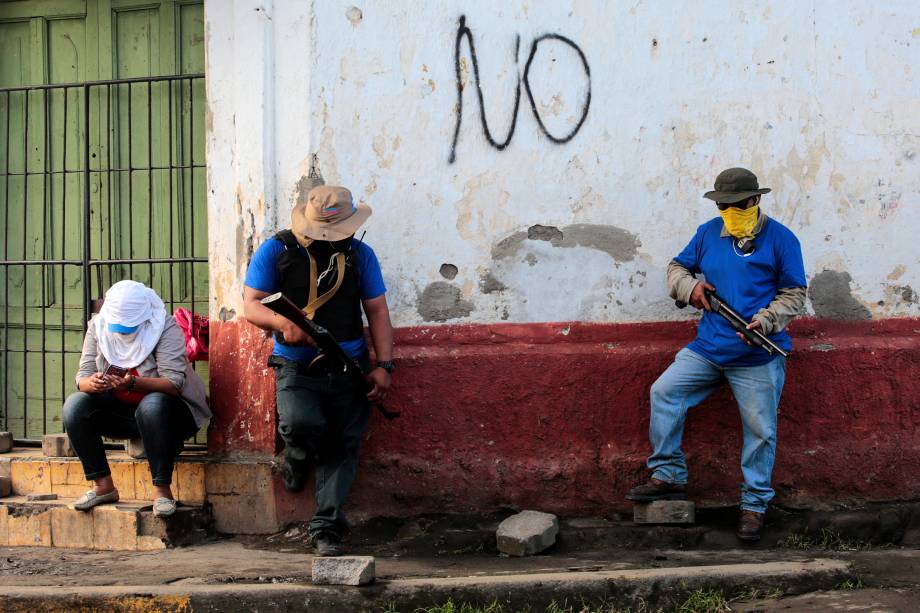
[736,510,765,542]
[626,477,687,502]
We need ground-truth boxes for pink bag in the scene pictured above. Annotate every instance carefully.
[174,308,209,361]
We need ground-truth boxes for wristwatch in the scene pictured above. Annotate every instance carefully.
[376,360,395,374]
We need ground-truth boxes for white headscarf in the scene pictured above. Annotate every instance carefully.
[94,280,167,368]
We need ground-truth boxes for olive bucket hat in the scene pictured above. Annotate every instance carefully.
[703,167,771,204]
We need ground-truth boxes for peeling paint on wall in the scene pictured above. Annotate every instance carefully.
[809,270,872,320]
[295,156,326,207]
[417,282,475,322]
[494,224,641,263]
[439,263,459,280]
[479,272,507,294]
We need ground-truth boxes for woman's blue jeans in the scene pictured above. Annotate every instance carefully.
[647,347,787,513]
[63,391,198,486]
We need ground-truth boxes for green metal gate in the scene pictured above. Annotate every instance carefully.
[0,0,207,441]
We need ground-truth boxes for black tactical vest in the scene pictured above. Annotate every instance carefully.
[273,230,363,341]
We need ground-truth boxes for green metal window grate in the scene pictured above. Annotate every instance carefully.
[0,74,208,445]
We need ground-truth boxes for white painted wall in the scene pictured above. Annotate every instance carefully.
[207,0,920,326]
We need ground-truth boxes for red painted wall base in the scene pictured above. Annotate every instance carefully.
[208,318,920,523]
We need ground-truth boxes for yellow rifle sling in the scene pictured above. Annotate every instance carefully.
[303,252,346,320]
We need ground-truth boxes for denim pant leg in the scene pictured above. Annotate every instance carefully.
[725,357,786,513]
[63,392,140,481]
[647,348,724,484]
[274,364,326,463]
[309,375,370,537]
[135,393,199,486]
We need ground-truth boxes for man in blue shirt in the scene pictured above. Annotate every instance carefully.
[243,185,394,556]
[627,168,807,542]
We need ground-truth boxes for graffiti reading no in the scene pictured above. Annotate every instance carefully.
[449,15,592,164]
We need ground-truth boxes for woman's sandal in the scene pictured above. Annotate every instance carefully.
[152,497,178,518]
[72,489,119,511]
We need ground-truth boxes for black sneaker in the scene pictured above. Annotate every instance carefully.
[626,477,688,502]
[311,531,343,557]
[281,455,309,493]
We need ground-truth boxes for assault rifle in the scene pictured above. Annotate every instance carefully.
[676,289,789,358]
[260,292,400,420]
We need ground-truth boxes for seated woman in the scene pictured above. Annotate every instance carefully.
[63,280,211,517]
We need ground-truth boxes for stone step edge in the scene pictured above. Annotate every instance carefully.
[1,448,210,463]
[0,558,852,610]
[0,495,207,511]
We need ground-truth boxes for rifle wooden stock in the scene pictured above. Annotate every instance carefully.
[260,292,400,419]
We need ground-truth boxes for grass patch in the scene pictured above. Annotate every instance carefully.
[387,600,505,613]
[730,586,784,602]
[779,527,868,552]
[835,577,865,590]
[380,590,751,613]
[672,588,730,613]
[381,598,663,613]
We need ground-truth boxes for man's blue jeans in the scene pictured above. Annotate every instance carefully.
[647,347,786,513]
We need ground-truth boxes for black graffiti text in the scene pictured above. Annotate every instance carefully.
[448,15,591,164]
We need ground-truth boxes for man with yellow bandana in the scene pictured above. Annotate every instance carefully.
[627,168,807,542]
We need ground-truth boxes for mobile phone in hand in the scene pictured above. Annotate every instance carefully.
[104,365,129,378]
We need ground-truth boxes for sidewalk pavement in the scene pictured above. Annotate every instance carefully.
[2,537,920,611]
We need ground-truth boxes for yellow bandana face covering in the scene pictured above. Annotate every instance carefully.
[720,204,760,239]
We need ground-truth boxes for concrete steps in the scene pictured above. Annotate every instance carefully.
[0,446,305,545]
[0,448,215,550]
[0,496,212,550]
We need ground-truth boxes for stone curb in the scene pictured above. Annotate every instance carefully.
[0,558,851,612]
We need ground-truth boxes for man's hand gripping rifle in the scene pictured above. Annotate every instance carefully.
[261,292,400,420]
[676,289,789,358]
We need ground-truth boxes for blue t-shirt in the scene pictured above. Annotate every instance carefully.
[244,237,387,363]
[674,216,806,367]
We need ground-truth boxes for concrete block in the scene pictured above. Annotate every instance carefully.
[93,506,139,551]
[42,434,76,458]
[633,500,696,525]
[205,461,273,496]
[53,484,92,498]
[138,506,213,548]
[0,432,12,453]
[496,510,559,557]
[209,493,280,535]
[312,556,375,586]
[134,462,157,501]
[50,460,86,487]
[50,506,94,549]
[8,506,52,547]
[26,493,58,501]
[109,462,136,500]
[10,459,51,495]
[133,462,178,502]
[126,438,147,459]
[176,462,206,505]
[0,476,10,498]
[0,506,8,546]
[136,535,167,551]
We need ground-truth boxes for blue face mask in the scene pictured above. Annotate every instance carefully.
[107,323,139,335]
